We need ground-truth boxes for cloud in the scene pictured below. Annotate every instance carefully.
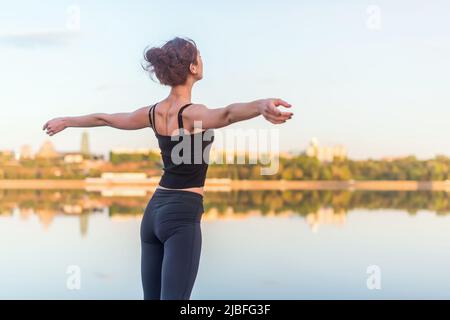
[0,29,80,48]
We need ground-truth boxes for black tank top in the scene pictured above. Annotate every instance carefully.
[148,102,215,188]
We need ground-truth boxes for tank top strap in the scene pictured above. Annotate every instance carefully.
[177,103,194,130]
[148,104,155,128]
[148,103,158,134]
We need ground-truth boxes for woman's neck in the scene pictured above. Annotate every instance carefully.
[168,82,194,102]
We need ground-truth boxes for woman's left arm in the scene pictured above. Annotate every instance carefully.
[43,106,151,136]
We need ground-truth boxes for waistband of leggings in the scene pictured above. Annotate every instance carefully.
[154,187,203,200]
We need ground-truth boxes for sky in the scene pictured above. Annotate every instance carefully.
[0,0,449,160]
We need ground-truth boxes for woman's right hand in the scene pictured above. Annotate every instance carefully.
[43,117,68,136]
[258,98,293,124]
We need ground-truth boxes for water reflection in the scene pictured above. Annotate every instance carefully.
[0,189,448,235]
[1,189,450,299]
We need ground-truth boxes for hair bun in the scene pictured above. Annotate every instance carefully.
[142,36,199,87]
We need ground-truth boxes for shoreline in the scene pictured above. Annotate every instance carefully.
[0,179,449,191]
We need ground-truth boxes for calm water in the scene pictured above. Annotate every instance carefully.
[0,189,449,299]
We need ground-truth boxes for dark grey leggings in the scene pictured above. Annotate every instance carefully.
[140,188,204,300]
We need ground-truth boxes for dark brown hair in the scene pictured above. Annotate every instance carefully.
[142,36,199,86]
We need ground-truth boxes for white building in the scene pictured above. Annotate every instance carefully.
[35,140,59,159]
[63,153,84,163]
[19,144,33,160]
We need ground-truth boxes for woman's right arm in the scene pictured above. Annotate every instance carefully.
[186,98,293,130]
[43,106,151,136]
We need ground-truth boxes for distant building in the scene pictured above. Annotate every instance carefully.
[35,140,59,159]
[61,151,105,163]
[305,137,347,162]
[80,130,90,157]
[19,144,33,160]
[33,137,103,162]
[0,149,15,161]
[63,153,84,163]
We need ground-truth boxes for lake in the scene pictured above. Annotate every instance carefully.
[0,189,449,299]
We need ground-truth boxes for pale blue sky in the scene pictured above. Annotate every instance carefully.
[0,0,449,160]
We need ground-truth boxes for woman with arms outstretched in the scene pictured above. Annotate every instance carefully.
[42,36,293,300]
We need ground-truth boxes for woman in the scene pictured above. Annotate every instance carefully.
[42,36,293,300]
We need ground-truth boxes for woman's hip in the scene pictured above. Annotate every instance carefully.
[144,189,203,242]
[147,188,204,218]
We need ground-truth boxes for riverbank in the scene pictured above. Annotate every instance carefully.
[0,179,449,191]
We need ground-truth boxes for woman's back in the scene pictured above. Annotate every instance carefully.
[148,101,215,189]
